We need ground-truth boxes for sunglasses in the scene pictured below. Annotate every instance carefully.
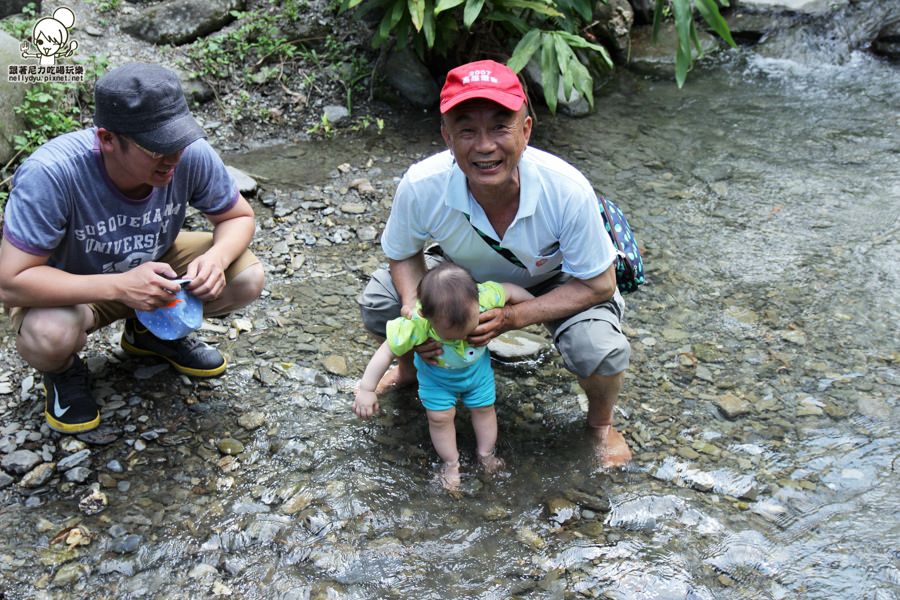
[120,135,166,159]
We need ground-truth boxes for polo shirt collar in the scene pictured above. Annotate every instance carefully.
[443,147,539,220]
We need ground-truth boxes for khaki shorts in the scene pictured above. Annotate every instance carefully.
[9,231,259,334]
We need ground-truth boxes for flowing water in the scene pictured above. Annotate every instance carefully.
[1,44,899,600]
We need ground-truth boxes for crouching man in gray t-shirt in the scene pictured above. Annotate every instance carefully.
[0,63,264,434]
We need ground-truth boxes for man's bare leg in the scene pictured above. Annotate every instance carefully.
[579,372,632,467]
[17,305,94,373]
[374,350,418,395]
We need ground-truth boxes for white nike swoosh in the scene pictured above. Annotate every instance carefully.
[52,386,70,418]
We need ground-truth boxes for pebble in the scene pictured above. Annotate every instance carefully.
[515,527,546,549]
[78,488,108,515]
[189,563,219,578]
[64,467,92,483]
[323,105,350,125]
[217,438,245,456]
[356,225,378,241]
[232,318,253,333]
[20,462,56,488]
[57,449,91,471]
[545,497,579,526]
[238,411,266,430]
[52,563,90,586]
[77,427,120,445]
[349,178,375,194]
[716,393,751,420]
[281,491,314,515]
[134,364,170,380]
[322,355,348,376]
[1,449,41,474]
[107,460,124,473]
[111,534,143,554]
[0,472,14,489]
[339,202,367,214]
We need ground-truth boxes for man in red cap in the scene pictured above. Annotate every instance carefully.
[359,59,632,466]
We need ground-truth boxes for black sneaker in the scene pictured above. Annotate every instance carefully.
[120,318,226,377]
[43,355,100,434]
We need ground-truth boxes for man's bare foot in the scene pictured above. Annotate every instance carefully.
[478,450,505,474]
[374,364,417,395]
[440,461,461,491]
[589,425,632,468]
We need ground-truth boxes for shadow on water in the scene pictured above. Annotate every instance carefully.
[2,44,899,600]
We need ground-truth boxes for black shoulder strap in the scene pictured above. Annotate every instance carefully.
[463,213,526,269]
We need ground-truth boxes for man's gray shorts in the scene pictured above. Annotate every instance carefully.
[357,252,630,379]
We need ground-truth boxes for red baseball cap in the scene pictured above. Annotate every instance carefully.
[439,60,527,114]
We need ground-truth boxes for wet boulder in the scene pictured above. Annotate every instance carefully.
[873,20,900,60]
[737,0,848,14]
[383,47,439,109]
[121,0,244,46]
[590,0,634,63]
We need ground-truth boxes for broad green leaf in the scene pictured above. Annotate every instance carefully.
[553,34,575,99]
[672,0,693,86]
[423,2,436,47]
[484,11,530,33]
[434,0,465,15]
[569,57,594,108]
[408,0,425,31]
[375,0,406,47]
[395,17,411,49]
[690,22,703,56]
[652,0,665,41]
[554,31,606,53]
[694,0,737,47]
[497,0,564,17]
[571,0,594,21]
[343,0,366,11]
[464,0,485,28]
[540,34,559,114]
[507,29,542,72]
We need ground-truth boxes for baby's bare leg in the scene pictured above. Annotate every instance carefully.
[427,407,460,489]
[471,405,503,472]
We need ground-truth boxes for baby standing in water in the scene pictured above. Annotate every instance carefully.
[353,262,533,488]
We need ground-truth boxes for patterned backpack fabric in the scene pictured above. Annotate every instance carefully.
[598,195,645,294]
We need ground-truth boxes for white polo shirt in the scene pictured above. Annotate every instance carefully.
[382,146,615,288]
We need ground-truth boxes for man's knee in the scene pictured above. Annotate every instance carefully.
[358,268,400,337]
[556,319,631,379]
[228,262,265,308]
[17,308,88,362]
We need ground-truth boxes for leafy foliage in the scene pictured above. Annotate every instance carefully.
[342,0,735,111]
[178,1,375,134]
[655,0,736,87]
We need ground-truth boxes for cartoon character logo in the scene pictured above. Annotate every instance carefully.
[20,7,78,65]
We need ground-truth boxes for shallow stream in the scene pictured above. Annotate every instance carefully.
[1,47,898,599]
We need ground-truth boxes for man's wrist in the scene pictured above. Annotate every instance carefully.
[504,303,522,330]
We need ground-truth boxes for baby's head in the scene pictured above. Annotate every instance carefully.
[418,263,480,340]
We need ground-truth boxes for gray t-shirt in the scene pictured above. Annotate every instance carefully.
[3,128,238,275]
